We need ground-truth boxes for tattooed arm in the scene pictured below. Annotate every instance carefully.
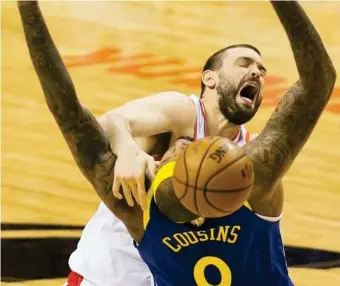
[245,0,336,216]
[17,1,145,240]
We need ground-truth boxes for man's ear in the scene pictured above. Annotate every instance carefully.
[202,70,218,90]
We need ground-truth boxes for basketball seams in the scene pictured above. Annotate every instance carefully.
[172,176,253,193]
[201,153,251,214]
[203,154,247,191]
[203,188,240,214]
[203,185,252,214]
[193,137,221,216]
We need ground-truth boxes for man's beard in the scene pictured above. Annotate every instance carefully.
[217,79,262,125]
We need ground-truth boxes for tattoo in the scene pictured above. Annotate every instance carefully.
[18,2,80,125]
[18,2,109,184]
[271,1,336,86]
[61,108,113,182]
[18,1,144,240]
[246,1,336,189]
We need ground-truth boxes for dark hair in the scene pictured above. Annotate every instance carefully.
[200,44,261,95]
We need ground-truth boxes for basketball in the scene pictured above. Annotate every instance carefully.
[172,137,254,218]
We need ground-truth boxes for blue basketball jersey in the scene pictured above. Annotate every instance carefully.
[135,162,294,286]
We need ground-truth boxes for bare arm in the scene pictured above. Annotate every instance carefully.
[97,91,196,209]
[18,1,145,239]
[98,91,196,154]
[246,1,336,214]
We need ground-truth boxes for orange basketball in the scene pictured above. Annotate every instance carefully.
[172,137,254,218]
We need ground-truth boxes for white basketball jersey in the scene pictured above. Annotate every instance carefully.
[69,95,250,286]
[189,95,250,145]
[68,202,154,286]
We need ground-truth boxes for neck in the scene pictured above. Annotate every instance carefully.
[200,96,240,140]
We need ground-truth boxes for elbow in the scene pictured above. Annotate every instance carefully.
[324,66,337,100]
[323,61,337,96]
[304,63,337,101]
[329,65,337,89]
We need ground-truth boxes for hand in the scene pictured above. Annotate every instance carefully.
[112,147,157,210]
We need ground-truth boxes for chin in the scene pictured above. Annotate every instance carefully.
[232,116,255,125]
[220,106,256,125]
[218,93,261,125]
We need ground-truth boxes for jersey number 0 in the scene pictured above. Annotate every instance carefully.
[193,256,232,286]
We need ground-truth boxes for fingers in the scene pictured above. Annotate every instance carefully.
[113,175,142,208]
[112,153,157,210]
[113,175,140,208]
[128,179,140,206]
[121,180,134,207]
[135,157,156,211]
[112,177,123,200]
[136,173,147,211]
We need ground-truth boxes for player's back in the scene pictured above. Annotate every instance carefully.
[136,196,294,286]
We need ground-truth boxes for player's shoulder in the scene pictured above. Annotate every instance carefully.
[148,91,194,105]
[134,91,194,113]
[150,91,197,122]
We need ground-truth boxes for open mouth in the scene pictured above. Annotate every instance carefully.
[240,83,258,104]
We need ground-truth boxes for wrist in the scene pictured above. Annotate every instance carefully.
[113,138,140,156]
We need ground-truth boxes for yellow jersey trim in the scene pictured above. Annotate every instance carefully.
[244,200,252,211]
[143,161,176,229]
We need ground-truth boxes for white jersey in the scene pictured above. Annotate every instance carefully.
[189,94,250,145]
[68,95,250,286]
[68,202,154,286]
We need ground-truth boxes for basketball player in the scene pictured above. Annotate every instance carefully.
[18,2,263,285]
[18,0,336,285]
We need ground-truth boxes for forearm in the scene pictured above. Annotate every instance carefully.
[271,1,336,91]
[18,1,110,181]
[18,1,80,125]
[247,1,336,185]
[103,112,140,155]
